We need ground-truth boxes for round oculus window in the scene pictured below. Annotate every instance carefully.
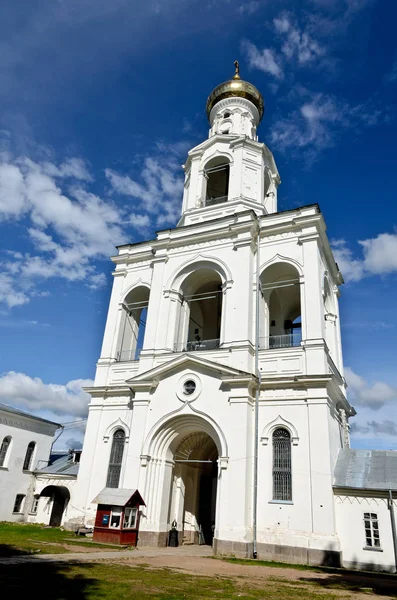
[183,380,196,395]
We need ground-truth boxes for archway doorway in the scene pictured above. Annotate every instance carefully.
[40,485,70,527]
[169,431,218,546]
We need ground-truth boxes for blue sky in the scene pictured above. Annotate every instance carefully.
[0,0,396,451]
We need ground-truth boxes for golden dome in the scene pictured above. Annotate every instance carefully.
[205,61,264,122]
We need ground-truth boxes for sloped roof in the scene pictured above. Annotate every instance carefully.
[92,487,145,506]
[35,452,79,477]
[0,403,61,427]
[126,352,253,384]
[333,448,397,491]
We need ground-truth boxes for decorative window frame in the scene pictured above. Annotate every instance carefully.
[260,415,299,446]
[103,418,130,444]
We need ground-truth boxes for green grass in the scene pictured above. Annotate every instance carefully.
[0,522,129,556]
[0,561,352,600]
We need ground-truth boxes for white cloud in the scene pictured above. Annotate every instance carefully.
[238,1,261,15]
[345,366,397,410]
[360,233,397,275]
[0,273,29,308]
[270,91,384,162]
[241,40,283,80]
[41,157,93,182]
[106,154,183,227]
[332,233,397,283]
[331,239,365,282]
[274,12,326,65]
[0,137,189,308]
[0,371,93,418]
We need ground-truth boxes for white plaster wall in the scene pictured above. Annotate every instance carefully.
[0,411,58,522]
[256,396,340,551]
[335,493,397,571]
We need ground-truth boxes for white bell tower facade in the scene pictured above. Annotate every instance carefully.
[71,64,354,566]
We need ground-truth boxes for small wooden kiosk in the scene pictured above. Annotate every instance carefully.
[92,488,145,546]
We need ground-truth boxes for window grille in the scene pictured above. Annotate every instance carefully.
[364,512,381,548]
[13,494,25,513]
[23,442,36,471]
[106,429,125,488]
[0,436,11,467]
[272,428,292,501]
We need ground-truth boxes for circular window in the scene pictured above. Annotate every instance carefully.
[183,380,196,395]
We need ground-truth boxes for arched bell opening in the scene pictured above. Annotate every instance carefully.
[204,157,230,207]
[116,285,150,362]
[260,263,302,349]
[39,485,70,527]
[169,431,219,545]
[175,268,223,352]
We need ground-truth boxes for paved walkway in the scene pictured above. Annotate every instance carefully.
[0,544,214,565]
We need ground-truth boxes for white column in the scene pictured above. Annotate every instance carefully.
[99,272,125,360]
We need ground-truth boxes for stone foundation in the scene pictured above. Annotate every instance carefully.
[214,538,341,567]
[137,531,168,547]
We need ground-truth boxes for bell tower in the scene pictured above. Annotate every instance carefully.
[178,62,280,227]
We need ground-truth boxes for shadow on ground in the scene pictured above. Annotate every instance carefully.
[0,547,96,600]
[300,571,397,597]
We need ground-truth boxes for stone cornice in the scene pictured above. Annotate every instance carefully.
[83,386,132,399]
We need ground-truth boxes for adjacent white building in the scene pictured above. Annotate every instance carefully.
[0,403,61,522]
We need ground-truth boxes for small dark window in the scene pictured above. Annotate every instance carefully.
[106,429,125,488]
[183,380,196,395]
[30,495,39,514]
[23,442,36,471]
[13,494,25,513]
[0,436,11,467]
[224,112,231,118]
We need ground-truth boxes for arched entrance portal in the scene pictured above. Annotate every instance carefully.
[40,485,70,527]
[170,432,218,545]
[143,414,226,547]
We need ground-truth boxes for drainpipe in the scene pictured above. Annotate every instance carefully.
[253,221,261,559]
[388,489,397,573]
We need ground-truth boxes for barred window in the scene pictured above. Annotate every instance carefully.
[272,428,292,501]
[106,429,125,488]
[364,512,381,548]
[23,442,36,471]
[0,436,11,467]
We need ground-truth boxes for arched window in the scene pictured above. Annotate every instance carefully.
[272,428,292,501]
[117,286,150,362]
[0,436,11,467]
[106,429,125,488]
[175,268,223,352]
[204,157,230,206]
[23,441,36,471]
[260,263,302,349]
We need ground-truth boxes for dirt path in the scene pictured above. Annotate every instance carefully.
[106,553,397,600]
[1,545,395,599]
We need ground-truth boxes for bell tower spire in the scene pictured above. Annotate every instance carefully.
[178,63,280,227]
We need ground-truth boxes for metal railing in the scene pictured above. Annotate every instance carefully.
[174,338,220,352]
[205,196,228,207]
[260,331,302,350]
[116,348,141,362]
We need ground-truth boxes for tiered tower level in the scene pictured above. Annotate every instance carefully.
[75,64,354,563]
